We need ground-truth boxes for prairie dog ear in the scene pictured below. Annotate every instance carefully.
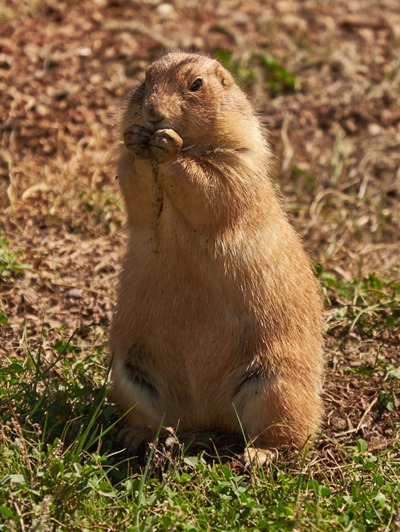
[215,63,234,87]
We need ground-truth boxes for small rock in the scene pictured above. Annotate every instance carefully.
[68,288,84,299]
[368,123,381,136]
[331,417,347,431]
[156,3,175,18]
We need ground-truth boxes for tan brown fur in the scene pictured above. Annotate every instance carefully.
[110,52,324,460]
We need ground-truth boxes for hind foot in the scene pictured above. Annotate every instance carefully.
[243,446,277,469]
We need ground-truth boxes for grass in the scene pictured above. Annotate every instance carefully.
[1,273,399,530]
[0,232,28,280]
[214,49,300,94]
[0,356,399,530]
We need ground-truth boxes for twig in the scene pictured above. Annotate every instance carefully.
[340,15,392,32]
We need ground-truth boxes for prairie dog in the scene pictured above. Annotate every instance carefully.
[110,52,324,462]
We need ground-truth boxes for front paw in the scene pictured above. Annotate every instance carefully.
[149,129,183,163]
[124,124,153,158]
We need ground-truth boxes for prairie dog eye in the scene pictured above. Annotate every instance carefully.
[189,78,203,92]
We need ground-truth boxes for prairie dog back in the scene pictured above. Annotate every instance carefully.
[110,52,324,461]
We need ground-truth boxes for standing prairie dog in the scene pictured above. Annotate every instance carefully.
[110,52,324,464]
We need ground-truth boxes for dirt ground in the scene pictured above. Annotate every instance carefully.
[1,0,399,459]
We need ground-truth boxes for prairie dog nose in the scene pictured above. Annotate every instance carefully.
[143,102,165,125]
[143,86,166,125]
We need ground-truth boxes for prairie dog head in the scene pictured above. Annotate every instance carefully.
[121,52,263,150]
